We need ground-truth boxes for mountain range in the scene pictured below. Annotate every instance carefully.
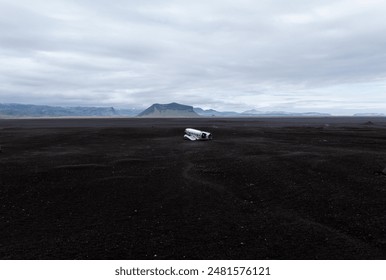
[137,103,332,117]
[1,102,384,117]
[193,107,331,117]
[0,103,140,117]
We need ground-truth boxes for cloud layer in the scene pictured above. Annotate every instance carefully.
[1,0,386,113]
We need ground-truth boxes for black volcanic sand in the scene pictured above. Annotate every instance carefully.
[1,117,386,259]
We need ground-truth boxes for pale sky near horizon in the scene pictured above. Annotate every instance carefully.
[1,0,386,114]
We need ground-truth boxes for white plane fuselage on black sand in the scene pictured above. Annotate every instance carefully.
[184,128,212,141]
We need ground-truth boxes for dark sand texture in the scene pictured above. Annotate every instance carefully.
[1,117,386,259]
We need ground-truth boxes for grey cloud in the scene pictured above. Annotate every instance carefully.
[0,0,386,113]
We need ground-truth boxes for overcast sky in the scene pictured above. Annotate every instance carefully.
[1,0,386,113]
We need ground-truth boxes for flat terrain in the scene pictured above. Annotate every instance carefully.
[1,117,386,259]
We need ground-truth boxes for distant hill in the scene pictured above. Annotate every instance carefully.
[241,109,263,115]
[193,107,331,117]
[241,110,331,117]
[194,107,240,116]
[353,113,385,117]
[0,103,118,117]
[115,108,143,116]
[0,103,141,117]
[138,103,199,117]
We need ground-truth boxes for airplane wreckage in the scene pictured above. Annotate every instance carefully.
[184,128,212,141]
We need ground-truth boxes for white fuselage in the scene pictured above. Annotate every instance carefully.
[184,128,212,141]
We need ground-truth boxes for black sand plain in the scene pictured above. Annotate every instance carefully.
[1,117,386,259]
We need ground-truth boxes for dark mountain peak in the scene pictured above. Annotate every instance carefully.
[138,103,199,117]
[153,102,193,110]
